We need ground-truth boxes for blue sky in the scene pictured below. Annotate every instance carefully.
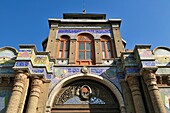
[0,0,170,51]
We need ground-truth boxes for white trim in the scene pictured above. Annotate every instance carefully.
[48,18,121,23]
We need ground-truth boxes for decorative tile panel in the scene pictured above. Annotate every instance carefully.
[54,67,81,78]
[0,90,11,113]
[0,49,16,67]
[138,49,154,60]
[0,58,15,67]
[58,29,111,34]
[104,67,117,78]
[123,54,138,66]
[116,62,123,73]
[32,55,47,66]
[15,61,29,67]
[51,67,122,93]
[155,57,170,66]
[159,88,170,112]
[0,50,16,58]
[141,61,156,68]
[17,49,32,60]
[90,68,107,75]
[14,46,54,79]
[126,68,139,74]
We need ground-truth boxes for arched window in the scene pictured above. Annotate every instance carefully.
[76,33,94,65]
[100,36,113,59]
[58,35,70,58]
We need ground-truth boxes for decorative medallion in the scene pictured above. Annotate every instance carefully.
[81,66,89,74]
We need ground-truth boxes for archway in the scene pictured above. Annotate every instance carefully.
[46,74,125,113]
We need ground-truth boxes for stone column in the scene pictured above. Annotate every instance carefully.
[26,78,43,113]
[127,76,146,113]
[143,70,166,113]
[6,71,29,113]
[120,80,135,113]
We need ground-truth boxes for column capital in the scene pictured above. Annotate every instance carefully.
[142,70,158,90]
[32,78,43,87]
[30,78,43,98]
[127,76,139,87]
[6,71,29,113]
[127,76,141,95]
[15,71,28,82]
[13,71,29,92]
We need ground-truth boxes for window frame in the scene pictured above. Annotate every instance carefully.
[100,36,113,59]
[76,34,94,65]
[58,36,70,59]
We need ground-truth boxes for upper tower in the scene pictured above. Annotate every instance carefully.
[42,13,125,65]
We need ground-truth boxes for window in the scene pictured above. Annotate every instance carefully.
[100,36,113,59]
[78,38,92,60]
[77,34,94,65]
[58,35,70,58]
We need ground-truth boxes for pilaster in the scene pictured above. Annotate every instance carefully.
[46,26,58,59]
[69,39,76,64]
[94,39,102,64]
[112,27,124,57]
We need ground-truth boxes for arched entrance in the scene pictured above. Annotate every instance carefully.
[46,74,125,113]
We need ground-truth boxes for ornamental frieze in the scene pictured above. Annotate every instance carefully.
[58,29,111,34]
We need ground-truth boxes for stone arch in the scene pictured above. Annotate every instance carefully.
[60,35,70,39]
[100,34,112,38]
[75,32,95,39]
[46,73,125,113]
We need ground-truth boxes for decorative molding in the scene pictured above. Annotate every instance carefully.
[0,68,15,75]
[156,68,170,75]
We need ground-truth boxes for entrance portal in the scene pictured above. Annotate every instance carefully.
[51,79,120,113]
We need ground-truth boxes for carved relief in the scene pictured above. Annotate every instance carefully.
[53,80,119,106]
